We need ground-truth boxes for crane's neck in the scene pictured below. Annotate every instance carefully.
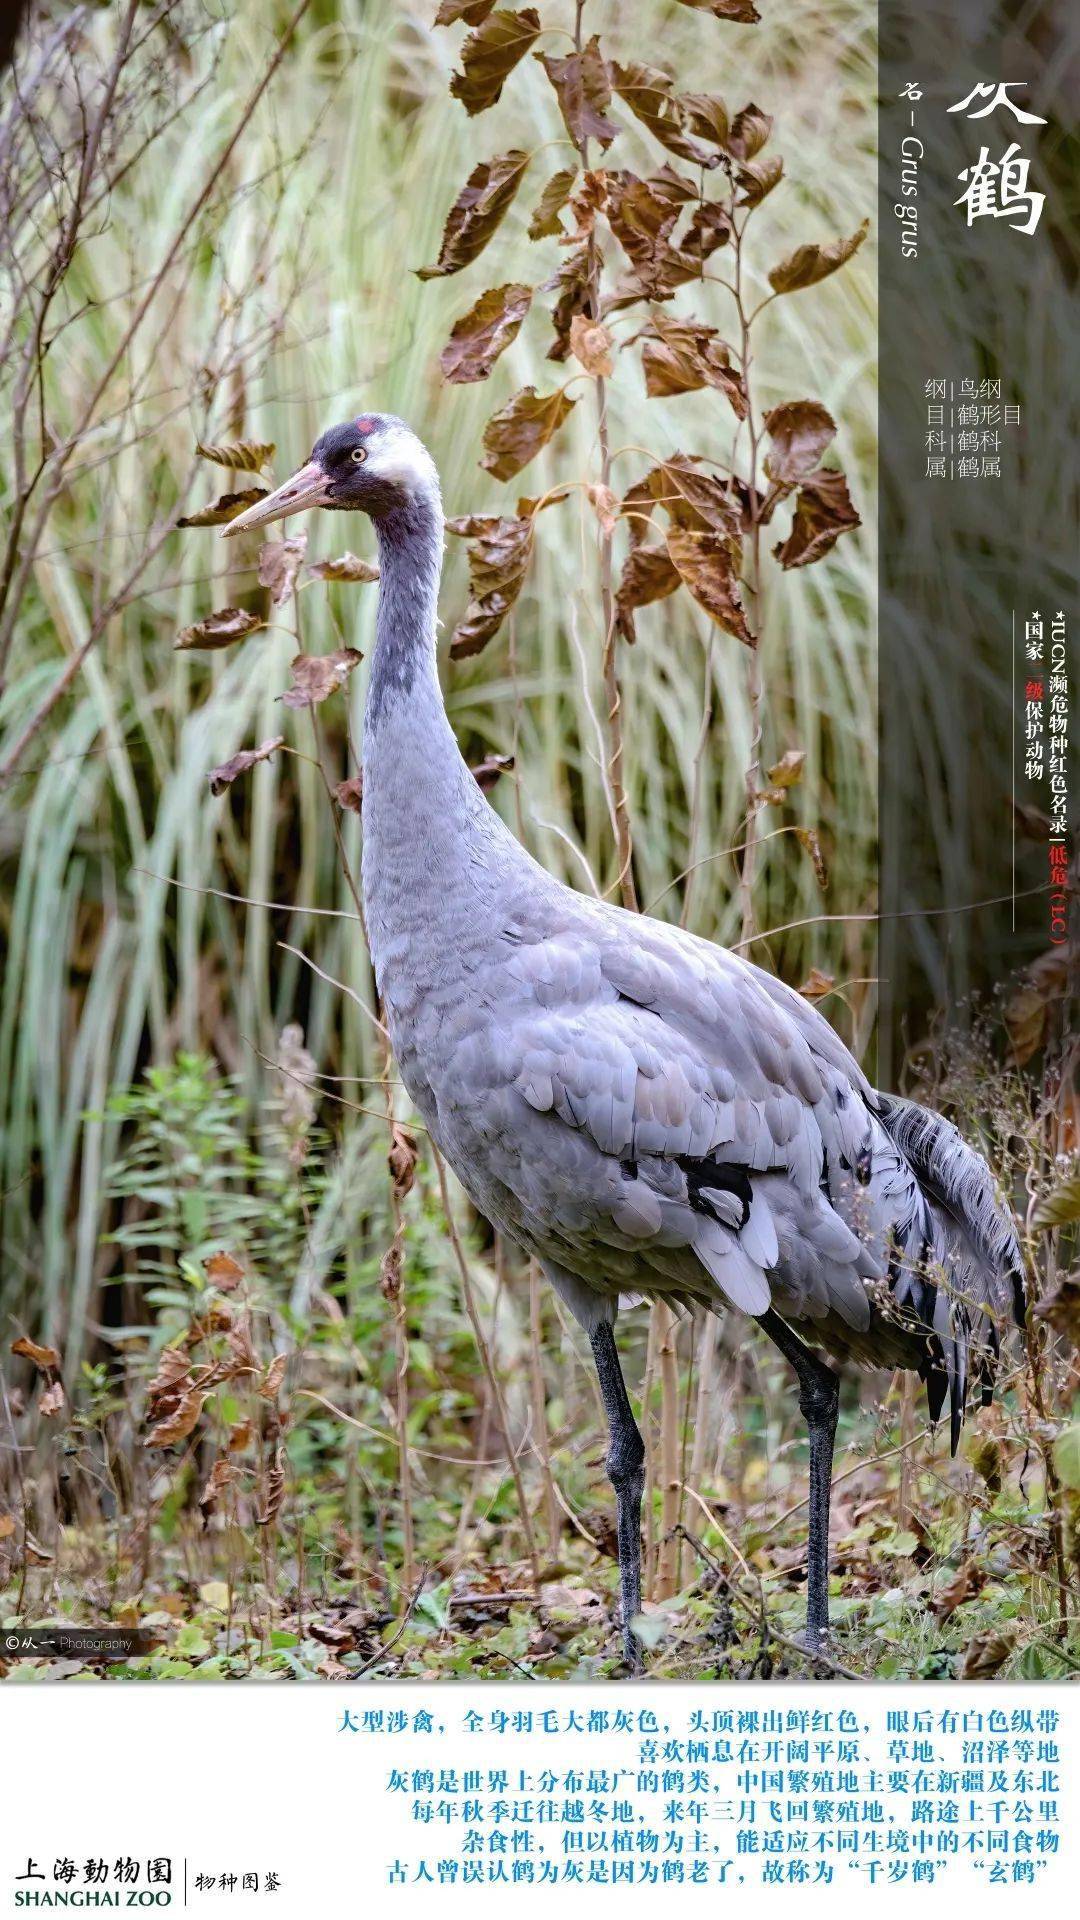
[360,486,518,991]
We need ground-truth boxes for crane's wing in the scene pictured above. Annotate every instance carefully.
[489,902,894,1329]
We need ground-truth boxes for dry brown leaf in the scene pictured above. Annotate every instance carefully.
[1004,947,1069,1065]
[39,1380,65,1417]
[380,1242,403,1301]
[228,1418,254,1452]
[737,155,783,204]
[527,167,576,239]
[449,10,541,116]
[639,314,744,416]
[614,543,681,642]
[537,35,617,149]
[795,825,829,889]
[11,1335,60,1372]
[260,1353,288,1401]
[763,402,837,486]
[205,1250,245,1292]
[177,489,269,530]
[605,168,698,300]
[961,1631,1015,1680]
[543,242,592,360]
[647,455,744,535]
[680,92,730,147]
[195,440,275,473]
[440,282,533,383]
[666,527,753,644]
[471,752,515,790]
[611,60,719,169]
[587,483,618,534]
[257,1445,286,1527]
[174,607,262,651]
[683,198,734,257]
[208,736,284,797]
[435,0,497,22]
[388,1123,419,1202]
[798,968,835,1001]
[146,1389,205,1449]
[767,747,806,788]
[258,534,307,606]
[198,1456,236,1524]
[773,468,860,569]
[307,552,379,583]
[768,217,869,295]
[481,385,577,480]
[727,100,771,159]
[282,648,363,709]
[676,0,759,18]
[417,149,530,278]
[569,313,614,377]
[334,774,363,812]
[448,514,535,657]
[932,1560,986,1620]
[0,1513,15,1541]
[146,1345,191,1426]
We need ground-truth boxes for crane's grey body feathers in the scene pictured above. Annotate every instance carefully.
[357,457,1022,1456]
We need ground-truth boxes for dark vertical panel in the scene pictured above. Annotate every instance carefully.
[878,2,1078,1078]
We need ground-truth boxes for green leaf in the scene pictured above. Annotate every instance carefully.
[1032,1171,1080,1229]
[174,1624,211,1657]
[1053,1425,1080,1491]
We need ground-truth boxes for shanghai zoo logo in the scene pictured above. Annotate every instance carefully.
[11,1861,174,1909]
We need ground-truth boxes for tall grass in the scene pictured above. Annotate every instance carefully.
[0,0,877,1356]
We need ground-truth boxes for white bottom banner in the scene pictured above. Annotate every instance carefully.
[0,1683,1074,1916]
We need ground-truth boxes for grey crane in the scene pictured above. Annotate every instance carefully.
[225,413,1025,1668]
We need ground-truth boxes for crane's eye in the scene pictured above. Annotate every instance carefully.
[350,446,367,464]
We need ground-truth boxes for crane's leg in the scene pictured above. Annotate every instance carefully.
[590,1321,645,1672]
[756,1309,840,1649]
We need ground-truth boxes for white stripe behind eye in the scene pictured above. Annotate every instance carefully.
[366,425,437,492]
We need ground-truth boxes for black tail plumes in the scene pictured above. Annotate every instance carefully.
[877,1094,1026,1451]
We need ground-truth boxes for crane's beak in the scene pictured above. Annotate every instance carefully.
[220,460,331,538]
